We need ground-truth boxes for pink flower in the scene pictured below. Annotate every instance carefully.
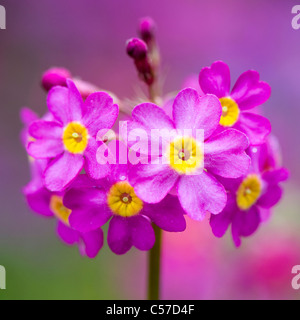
[27,80,119,191]
[210,138,289,247]
[63,159,186,255]
[199,61,271,145]
[125,88,250,221]
[23,159,103,259]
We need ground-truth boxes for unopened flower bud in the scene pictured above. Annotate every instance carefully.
[126,38,148,61]
[41,67,72,91]
[139,17,156,44]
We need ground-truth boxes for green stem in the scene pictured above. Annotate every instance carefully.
[147,224,162,300]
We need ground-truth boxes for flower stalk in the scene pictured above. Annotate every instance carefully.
[147,224,162,300]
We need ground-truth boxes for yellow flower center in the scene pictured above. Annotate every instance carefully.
[236,174,262,210]
[63,122,89,154]
[50,195,72,226]
[219,97,240,127]
[107,181,143,217]
[166,136,203,174]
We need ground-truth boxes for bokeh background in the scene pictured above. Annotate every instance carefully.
[0,0,300,300]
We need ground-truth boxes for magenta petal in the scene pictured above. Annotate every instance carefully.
[210,193,236,238]
[143,195,186,232]
[205,129,250,178]
[110,162,130,184]
[129,164,178,203]
[162,97,175,119]
[23,187,53,217]
[131,103,175,130]
[44,152,84,191]
[230,70,271,110]
[262,168,289,185]
[173,89,222,139]
[27,139,64,159]
[84,138,111,180]
[82,92,119,137]
[231,205,260,247]
[259,208,272,222]
[130,216,155,251]
[257,185,283,209]
[47,80,83,125]
[20,107,39,125]
[259,135,282,170]
[108,216,132,255]
[57,221,80,245]
[235,112,271,146]
[80,229,104,258]
[199,61,231,98]
[27,120,63,159]
[178,172,227,221]
[64,187,107,210]
[67,174,100,190]
[127,103,175,156]
[69,206,111,233]
[65,187,111,232]
[28,120,63,139]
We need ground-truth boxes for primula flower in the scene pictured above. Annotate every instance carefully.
[124,88,250,221]
[210,139,289,247]
[23,159,103,258]
[27,80,119,191]
[63,159,187,255]
[199,61,271,145]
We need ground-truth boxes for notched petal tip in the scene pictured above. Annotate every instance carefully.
[199,60,231,98]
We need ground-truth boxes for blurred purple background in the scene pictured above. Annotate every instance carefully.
[0,0,300,299]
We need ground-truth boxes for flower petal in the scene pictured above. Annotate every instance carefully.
[178,172,227,221]
[125,103,175,156]
[23,186,53,217]
[44,152,84,191]
[80,229,104,258]
[20,107,39,126]
[82,92,119,137]
[143,195,186,232]
[257,185,283,209]
[57,221,80,245]
[234,112,271,146]
[262,168,289,185]
[47,80,83,125]
[84,138,111,180]
[204,129,250,178]
[210,193,236,238]
[173,89,221,139]
[129,164,178,203]
[27,139,64,159]
[199,61,231,98]
[68,205,111,233]
[131,103,175,131]
[231,70,271,110]
[67,173,100,190]
[27,120,64,159]
[28,120,63,139]
[130,215,155,251]
[107,216,132,255]
[63,186,107,210]
[231,205,260,247]
[65,186,111,233]
[259,208,272,222]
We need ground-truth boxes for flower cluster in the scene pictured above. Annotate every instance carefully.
[21,18,288,257]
